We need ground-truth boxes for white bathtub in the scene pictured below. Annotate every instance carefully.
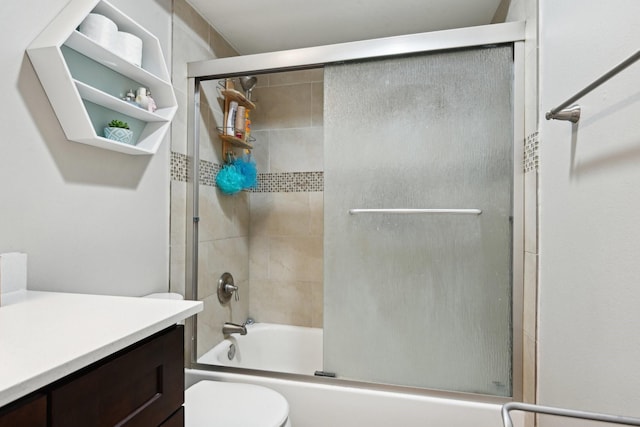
[185,369,523,427]
[190,322,522,427]
[197,323,323,375]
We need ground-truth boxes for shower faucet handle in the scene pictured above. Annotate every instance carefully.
[225,283,239,301]
[217,272,239,303]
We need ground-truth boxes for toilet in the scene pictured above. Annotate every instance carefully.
[185,380,292,427]
[142,293,292,427]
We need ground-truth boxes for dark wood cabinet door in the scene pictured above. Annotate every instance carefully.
[50,325,184,427]
[0,394,47,427]
[159,407,184,427]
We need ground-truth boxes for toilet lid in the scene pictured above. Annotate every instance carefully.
[185,381,290,427]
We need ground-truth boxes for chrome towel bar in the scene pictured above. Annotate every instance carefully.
[502,402,640,427]
[546,49,640,123]
[348,209,482,215]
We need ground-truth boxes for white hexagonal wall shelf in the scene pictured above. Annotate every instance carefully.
[27,0,177,155]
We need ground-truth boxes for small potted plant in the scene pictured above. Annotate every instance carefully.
[104,119,134,145]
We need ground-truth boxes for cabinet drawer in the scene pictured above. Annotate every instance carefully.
[50,325,184,427]
[0,394,47,427]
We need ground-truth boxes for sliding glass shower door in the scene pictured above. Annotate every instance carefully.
[323,46,514,396]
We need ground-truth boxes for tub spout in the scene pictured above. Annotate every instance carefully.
[222,322,247,336]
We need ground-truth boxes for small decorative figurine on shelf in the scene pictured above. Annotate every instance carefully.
[122,89,140,107]
[146,90,157,113]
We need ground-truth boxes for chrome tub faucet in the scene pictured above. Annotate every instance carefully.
[222,322,247,336]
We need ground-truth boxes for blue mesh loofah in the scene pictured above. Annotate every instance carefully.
[234,154,258,189]
[215,164,244,195]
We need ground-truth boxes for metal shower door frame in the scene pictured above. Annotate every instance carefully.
[184,21,526,402]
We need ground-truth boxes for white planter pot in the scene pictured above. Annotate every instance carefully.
[104,127,134,145]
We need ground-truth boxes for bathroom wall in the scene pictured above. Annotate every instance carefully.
[169,0,250,358]
[248,70,324,328]
[0,0,172,296]
[537,0,640,422]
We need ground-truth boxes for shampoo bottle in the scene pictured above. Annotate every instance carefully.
[226,101,238,135]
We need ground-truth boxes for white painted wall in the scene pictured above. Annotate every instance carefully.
[0,0,172,296]
[538,0,640,420]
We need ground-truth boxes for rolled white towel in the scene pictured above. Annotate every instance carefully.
[78,13,117,48]
[111,31,143,66]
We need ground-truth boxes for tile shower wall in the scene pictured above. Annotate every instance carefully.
[249,70,324,328]
[170,0,249,358]
[507,0,539,411]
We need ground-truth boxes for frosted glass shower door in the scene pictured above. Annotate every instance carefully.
[323,46,514,396]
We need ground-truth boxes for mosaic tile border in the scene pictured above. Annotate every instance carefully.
[251,171,324,193]
[524,131,539,173]
[199,159,221,187]
[171,151,323,192]
[171,152,188,182]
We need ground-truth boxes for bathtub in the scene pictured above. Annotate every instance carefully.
[185,369,523,427]
[197,323,323,375]
[189,322,522,427]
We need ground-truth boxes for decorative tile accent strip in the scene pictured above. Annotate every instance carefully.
[171,152,188,182]
[199,159,221,187]
[250,171,323,193]
[171,151,323,192]
[524,131,539,173]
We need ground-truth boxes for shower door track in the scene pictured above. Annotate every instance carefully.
[185,21,526,402]
[188,22,524,78]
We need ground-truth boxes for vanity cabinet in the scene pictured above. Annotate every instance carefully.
[27,0,177,155]
[0,325,184,427]
[0,394,47,427]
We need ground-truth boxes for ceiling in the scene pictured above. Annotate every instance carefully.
[186,0,507,55]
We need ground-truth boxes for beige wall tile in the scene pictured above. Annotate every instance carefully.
[311,280,323,328]
[269,236,323,282]
[250,192,311,237]
[209,28,238,59]
[309,192,324,237]
[268,69,324,86]
[311,81,324,127]
[269,128,323,173]
[523,333,537,404]
[171,88,188,154]
[198,237,249,300]
[199,186,249,242]
[196,293,231,358]
[169,243,186,297]
[254,73,270,88]
[524,251,538,339]
[251,84,312,130]
[172,20,211,93]
[525,170,538,254]
[250,130,270,173]
[170,180,187,246]
[196,280,249,358]
[249,279,313,326]
[249,234,269,280]
[173,0,209,44]
[197,241,215,300]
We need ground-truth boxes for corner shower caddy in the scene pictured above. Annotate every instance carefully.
[27,0,177,155]
[217,79,255,157]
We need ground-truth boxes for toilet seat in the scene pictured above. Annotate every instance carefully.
[185,380,291,427]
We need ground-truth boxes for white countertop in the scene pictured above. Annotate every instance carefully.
[0,290,202,407]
